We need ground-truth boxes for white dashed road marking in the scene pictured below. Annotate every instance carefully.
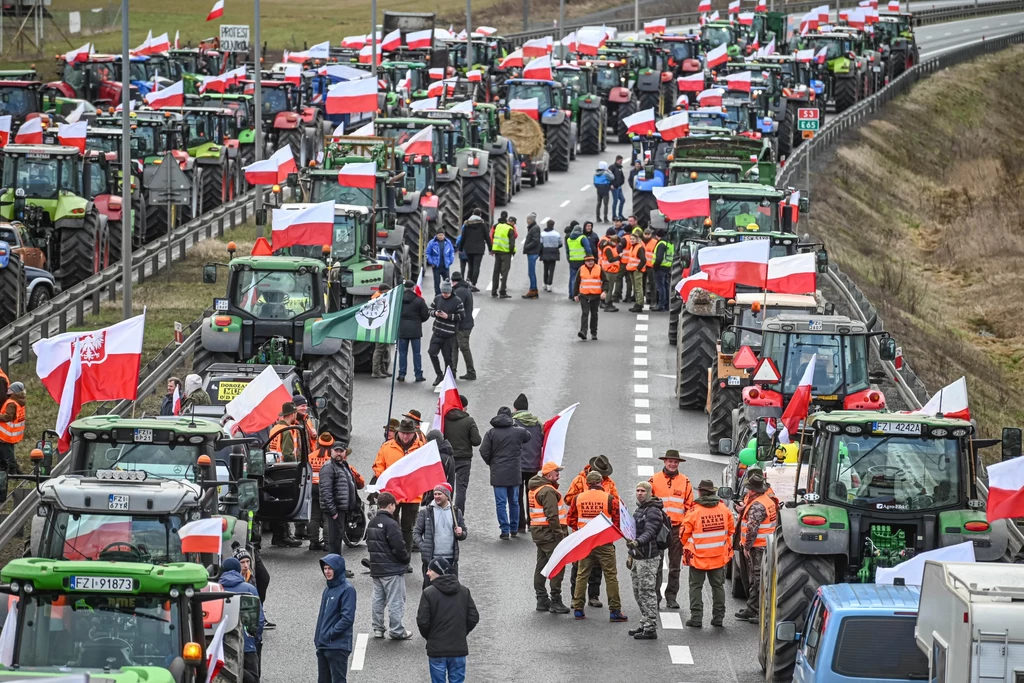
[635,414,651,424]
[636,430,652,441]
[581,184,591,191]
[634,398,650,408]
[351,633,369,670]
[669,645,694,665]
[660,612,684,630]
[634,345,648,353]
[635,334,648,342]
[636,324,649,331]
[638,465,655,477]
[634,384,649,393]
[633,357,648,366]
[637,314,649,321]
[560,200,571,208]
[637,447,653,458]
[634,370,649,379]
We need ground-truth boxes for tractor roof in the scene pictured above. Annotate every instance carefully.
[376,117,455,129]
[229,255,328,271]
[39,474,204,514]
[162,106,234,116]
[2,144,81,157]
[808,410,974,430]
[70,414,225,436]
[708,181,784,196]
[87,127,123,137]
[703,21,736,28]
[671,160,745,170]
[733,292,819,308]
[381,61,427,68]
[505,78,563,88]
[0,80,41,88]
[278,202,370,216]
[1,557,209,592]
[762,313,868,334]
[201,93,253,101]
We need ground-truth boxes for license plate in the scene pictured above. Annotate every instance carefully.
[69,576,134,592]
[214,298,229,312]
[217,381,249,402]
[728,375,741,386]
[108,494,129,510]
[872,421,922,435]
[134,428,153,443]
[873,66,882,72]
[740,235,769,240]
[808,320,823,331]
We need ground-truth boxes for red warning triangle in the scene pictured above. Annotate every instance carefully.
[733,345,759,370]
[751,357,781,384]
[251,237,274,256]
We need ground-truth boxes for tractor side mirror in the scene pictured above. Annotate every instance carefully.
[203,264,218,284]
[678,250,691,270]
[1002,427,1023,462]
[644,164,654,178]
[800,196,810,213]
[239,595,260,633]
[878,336,897,362]
[247,448,266,477]
[717,486,734,500]
[236,479,260,512]
[720,327,739,355]
[718,438,733,455]
[815,248,828,273]
[775,621,798,642]
[255,208,267,226]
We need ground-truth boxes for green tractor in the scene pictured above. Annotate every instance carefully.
[379,60,431,114]
[803,32,876,112]
[504,79,577,172]
[603,40,677,116]
[0,144,110,290]
[454,100,517,207]
[701,20,744,60]
[414,108,495,223]
[197,93,259,171]
[876,12,920,79]
[165,106,243,212]
[552,63,607,155]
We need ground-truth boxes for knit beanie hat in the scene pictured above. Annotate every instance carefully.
[513,393,528,410]
[428,557,452,576]
[440,279,453,294]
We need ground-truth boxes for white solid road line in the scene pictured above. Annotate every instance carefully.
[669,645,695,665]
[351,633,369,670]
[660,612,684,630]
[559,200,571,208]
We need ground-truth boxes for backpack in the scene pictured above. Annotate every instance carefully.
[654,510,672,550]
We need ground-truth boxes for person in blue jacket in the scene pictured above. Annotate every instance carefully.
[426,232,456,296]
[314,554,357,683]
[219,557,265,682]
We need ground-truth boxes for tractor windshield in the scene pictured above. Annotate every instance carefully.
[666,42,698,62]
[825,433,961,511]
[722,104,751,132]
[132,125,163,156]
[807,36,851,60]
[331,214,360,261]
[671,166,741,183]
[761,331,870,396]
[0,86,36,117]
[377,125,443,156]
[183,112,222,147]
[83,161,111,199]
[736,305,817,348]
[703,27,734,49]
[85,135,120,153]
[595,66,622,89]
[554,70,585,92]
[17,593,180,669]
[709,198,776,231]
[310,176,373,207]
[3,156,80,198]
[404,162,430,192]
[505,83,552,111]
[260,87,290,116]
[232,268,317,319]
[129,61,148,83]
[82,442,201,480]
[44,512,187,563]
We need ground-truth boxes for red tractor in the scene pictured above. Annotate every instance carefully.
[243,79,322,163]
[47,54,137,107]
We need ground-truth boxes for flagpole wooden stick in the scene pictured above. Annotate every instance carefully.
[383,284,404,441]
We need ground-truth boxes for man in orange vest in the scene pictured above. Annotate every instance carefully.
[642,228,658,307]
[736,470,777,623]
[648,450,693,609]
[681,479,735,627]
[623,232,647,313]
[573,254,603,341]
[268,402,299,463]
[598,231,621,312]
[0,381,26,474]
[527,461,571,614]
[307,432,335,551]
[373,419,427,553]
[565,455,618,607]
[568,472,629,622]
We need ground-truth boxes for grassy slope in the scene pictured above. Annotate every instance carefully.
[811,45,1024,439]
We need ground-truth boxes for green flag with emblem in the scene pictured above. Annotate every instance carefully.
[312,285,404,346]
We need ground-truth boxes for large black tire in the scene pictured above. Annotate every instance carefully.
[708,363,742,454]
[731,543,748,598]
[579,108,602,155]
[668,249,683,345]
[834,77,857,113]
[201,161,226,213]
[57,212,99,291]
[638,90,661,116]
[437,177,463,241]
[616,98,637,144]
[676,309,718,410]
[239,145,255,188]
[600,108,608,152]
[192,345,234,376]
[631,191,660,228]
[397,212,425,282]
[213,616,245,683]
[0,253,23,328]
[106,219,122,268]
[144,200,168,241]
[307,343,354,444]
[777,103,795,158]
[546,119,571,172]
[27,281,51,312]
[462,171,494,223]
[352,342,373,372]
[493,153,511,206]
[277,128,303,162]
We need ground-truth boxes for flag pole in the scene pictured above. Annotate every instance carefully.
[383,284,405,440]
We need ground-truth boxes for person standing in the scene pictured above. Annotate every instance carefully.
[425,430,457,495]
[426,232,456,296]
[528,462,571,614]
[370,284,394,378]
[681,479,734,628]
[648,450,694,609]
[398,279,430,382]
[294,395,319,453]
[627,481,666,640]
[574,253,603,341]
[373,420,428,551]
[314,554,357,682]
[443,395,481,515]
[564,455,617,607]
[308,433,335,551]
[459,214,489,289]
[427,280,465,386]
[490,215,517,298]
[736,470,777,624]
[0,381,25,474]
[414,484,467,585]
[367,492,413,640]
[568,472,628,623]
[220,557,265,682]
[539,218,562,293]
[598,232,621,312]
[180,374,210,413]
[479,406,532,540]
[623,232,647,313]
[582,221,600,258]
[610,155,626,220]
[416,558,479,683]
[320,439,365,556]
[565,222,592,300]
[449,272,476,381]
[511,393,543,533]
[268,402,299,462]
[521,213,542,298]
[593,161,614,222]
[160,377,182,416]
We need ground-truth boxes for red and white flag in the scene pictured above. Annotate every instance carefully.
[34,313,145,451]
[541,402,579,467]
[476,25,498,35]
[766,252,816,294]
[338,160,376,189]
[652,181,709,220]
[914,377,970,421]
[887,0,899,9]
[756,0,767,10]
[676,271,736,302]
[0,116,10,147]
[427,79,457,98]
[788,189,801,222]
[283,63,302,86]
[174,30,180,49]
[467,69,483,82]
[987,454,1024,523]
[847,8,867,28]
[428,67,445,80]
[178,518,223,554]
[406,29,433,49]
[376,438,448,502]
[204,617,228,683]
[223,365,292,435]
[145,80,184,108]
[866,7,880,23]
[709,9,721,20]
[410,97,439,112]
[815,46,829,63]
[64,43,92,63]
[62,516,132,560]
[561,31,577,51]
[698,0,712,11]
[724,70,753,92]
[243,146,296,185]
[542,513,623,578]
[271,200,334,251]
[413,268,424,297]
[762,37,776,55]
[522,36,553,57]
[795,48,815,62]
[728,0,741,13]
[500,49,525,69]
[523,55,553,80]
[575,27,606,55]
[206,0,224,21]
[705,43,729,68]
[58,121,87,153]
[799,11,819,34]
[14,117,43,145]
[816,4,831,21]
[357,44,382,65]
[509,97,540,120]
[780,354,817,440]
[621,107,656,135]
[677,72,706,92]
[644,18,667,34]
[132,30,153,55]
[172,384,182,415]
[381,28,402,52]
[656,109,689,141]
[430,367,463,432]
[751,34,760,51]
[148,32,171,53]
[326,77,377,114]
[341,34,365,48]
[200,73,229,93]
[697,87,725,107]
[739,11,755,24]
[699,239,770,286]
[400,126,434,155]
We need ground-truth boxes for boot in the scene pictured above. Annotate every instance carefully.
[634,628,658,640]
[629,305,644,313]
[588,598,603,609]
[711,618,724,627]
[549,596,570,614]
[521,289,539,299]
[271,526,302,548]
[293,523,308,540]
[686,618,702,628]
[628,626,645,636]
[665,597,680,609]
[610,610,629,622]
[536,594,551,612]
[735,608,758,622]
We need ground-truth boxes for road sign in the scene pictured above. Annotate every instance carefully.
[174,321,184,345]
[895,346,903,370]
[797,107,820,131]
[219,24,250,52]
[802,130,815,139]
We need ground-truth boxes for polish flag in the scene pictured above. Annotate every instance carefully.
[762,37,776,55]
[427,79,456,98]
[766,252,816,294]
[816,4,831,21]
[699,239,770,286]
[428,67,445,80]
[522,36,553,57]
[341,35,366,48]
[705,43,729,68]
[206,0,224,21]
[57,121,87,153]
[14,117,43,144]
[780,354,817,438]
[788,190,801,222]
[63,516,132,560]
[500,49,525,69]
[796,48,815,62]
[697,87,725,107]
[561,31,577,51]
[644,18,667,34]
[675,94,690,109]
[349,121,375,137]
[738,11,755,24]
[400,126,434,155]
[523,55,553,80]
[223,365,292,435]
[815,46,829,63]
[148,32,170,53]
[172,384,182,415]
[200,73,229,93]
[381,28,402,52]
[413,268,424,297]
[450,99,475,114]
[225,65,246,84]
[677,72,706,92]
[178,518,223,554]
[728,0,741,13]
[887,0,899,9]
[839,9,849,20]
[799,12,819,34]
[145,80,184,108]
[865,7,880,23]
[375,438,448,502]
[358,44,382,65]
[914,377,970,421]
[132,30,153,56]
[34,313,145,452]
[0,116,10,147]
[430,367,463,432]
[174,30,180,49]
[756,0,767,10]
[243,146,296,185]
[698,0,712,11]
[709,9,721,20]
[541,402,579,467]
[575,27,606,55]
[467,69,483,82]
[621,107,655,135]
[847,8,867,28]
[406,29,433,49]
[272,200,334,250]
[751,34,760,50]
[509,97,540,120]
[675,271,736,302]
[655,109,689,141]
[652,181,709,220]
[337,160,376,189]
[724,71,753,92]
[64,43,91,63]
[476,25,498,35]
[987,455,1024,523]
[410,97,439,112]
[542,513,623,578]
[283,63,302,85]
[326,77,377,114]
[204,618,228,683]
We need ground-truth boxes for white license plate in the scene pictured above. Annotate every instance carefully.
[134,428,153,443]
[872,421,922,435]
[214,298,229,312]
[108,494,129,510]
[873,66,882,72]
[741,235,770,240]
[728,375,741,386]
[808,320,823,331]
[69,576,134,592]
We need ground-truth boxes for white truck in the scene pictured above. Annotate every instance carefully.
[916,561,1024,683]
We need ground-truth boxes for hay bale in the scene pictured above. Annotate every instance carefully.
[500,112,545,158]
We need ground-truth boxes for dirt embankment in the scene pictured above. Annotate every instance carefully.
[809,45,1024,438]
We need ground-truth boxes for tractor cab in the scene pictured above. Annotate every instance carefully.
[0,80,43,125]
[198,93,256,132]
[504,78,568,116]
[447,37,506,71]
[671,135,776,184]
[701,21,741,54]
[653,34,703,74]
[669,160,744,184]
[243,79,303,123]
[375,117,457,167]
[591,59,630,96]
[162,106,239,157]
[51,54,137,106]
[552,63,599,100]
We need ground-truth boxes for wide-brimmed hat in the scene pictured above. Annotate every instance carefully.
[317,433,335,448]
[589,455,613,477]
[745,470,769,493]
[658,449,686,462]
[697,479,716,493]
[384,418,400,431]
[397,419,419,435]
[279,402,297,417]
[403,409,423,424]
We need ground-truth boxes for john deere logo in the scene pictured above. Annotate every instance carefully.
[356,296,389,330]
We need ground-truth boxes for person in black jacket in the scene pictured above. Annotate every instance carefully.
[443,396,481,515]
[511,393,543,532]
[398,280,430,383]
[627,481,666,640]
[367,492,413,640]
[610,155,626,221]
[480,406,532,540]
[424,430,456,496]
[521,214,542,299]
[449,273,476,381]
[160,377,182,416]
[458,214,490,289]
[416,558,479,683]
[427,280,465,386]
[319,442,362,559]
[539,218,562,292]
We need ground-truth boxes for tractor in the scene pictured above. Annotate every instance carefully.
[78,134,145,262]
[742,56,826,158]
[197,93,259,171]
[0,79,46,130]
[47,54,138,107]
[802,32,876,112]
[0,225,58,326]
[876,12,920,79]
[450,100,517,207]
[629,133,671,225]
[552,63,607,155]
[701,20,744,59]
[413,108,493,222]
[504,78,577,172]
[653,34,703,77]
[602,40,677,116]
[588,58,637,143]
[242,79,320,163]
[164,106,243,212]
[379,60,431,114]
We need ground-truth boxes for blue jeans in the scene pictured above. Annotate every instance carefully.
[493,486,520,534]
[527,253,539,291]
[655,268,670,310]
[432,265,450,295]
[612,187,625,219]
[429,656,467,683]
[398,338,423,379]
[568,262,581,297]
[317,649,350,683]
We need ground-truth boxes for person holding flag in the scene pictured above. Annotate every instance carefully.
[528,462,572,614]
[567,472,629,623]
[374,419,428,553]
[160,377,183,416]
[444,395,481,515]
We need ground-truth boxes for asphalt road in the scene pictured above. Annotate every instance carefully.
[259,15,1022,682]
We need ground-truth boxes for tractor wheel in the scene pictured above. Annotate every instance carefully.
[145,201,168,241]
[668,249,684,346]
[579,108,602,155]
[663,81,678,114]
[397,212,426,282]
[708,363,742,454]
[106,219,123,268]
[352,342,374,373]
[343,502,368,547]
[777,104,795,158]
[834,77,857,113]
[213,615,246,683]
[202,162,226,212]
[462,171,494,223]
[277,128,303,162]
[192,345,234,376]
[638,90,661,116]
[631,191,659,228]
[761,532,835,682]
[493,153,511,206]
[676,309,719,410]
[308,342,354,444]
[27,282,51,312]
[546,119,572,172]
[616,99,637,143]
[57,212,99,291]
[600,107,608,151]
[0,253,24,328]
[437,177,463,241]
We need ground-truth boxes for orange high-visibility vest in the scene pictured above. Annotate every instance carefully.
[309,447,330,485]
[0,400,25,444]
[740,493,779,548]
[649,471,693,525]
[644,238,658,266]
[529,484,568,526]
[576,487,612,521]
[599,243,620,273]
[626,241,646,272]
[267,421,293,460]
[681,501,734,570]
[578,263,603,295]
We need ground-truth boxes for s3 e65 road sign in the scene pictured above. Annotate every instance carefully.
[797,107,820,131]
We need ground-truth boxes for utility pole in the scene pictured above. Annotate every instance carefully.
[120,0,132,318]
[370,0,378,79]
[466,0,473,69]
[522,0,529,31]
[559,0,565,41]
[634,0,639,34]
[253,0,264,238]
